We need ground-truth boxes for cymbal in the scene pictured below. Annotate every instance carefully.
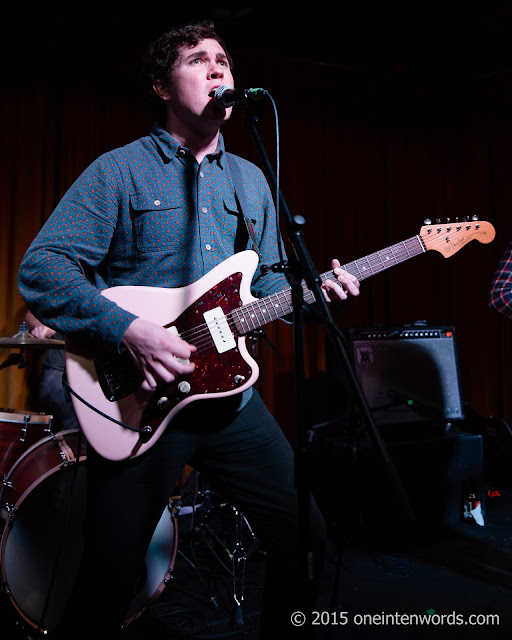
[0,334,65,349]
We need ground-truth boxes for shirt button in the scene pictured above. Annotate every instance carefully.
[199,172,204,178]
[178,148,186,156]
[205,244,212,251]
[153,199,161,206]
[201,207,208,213]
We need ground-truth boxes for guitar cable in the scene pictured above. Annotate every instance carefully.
[62,378,153,440]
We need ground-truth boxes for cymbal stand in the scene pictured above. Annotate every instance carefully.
[176,479,257,629]
[198,503,253,628]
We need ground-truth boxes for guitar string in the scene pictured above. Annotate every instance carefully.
[169,229,475,354]
[175,239,420,349]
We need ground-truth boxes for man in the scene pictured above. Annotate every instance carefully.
[18,20,360,639]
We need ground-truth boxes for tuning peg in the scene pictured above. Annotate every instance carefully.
[472,214,479,221]
[445,217,451,222]
[435,218,441,224]
[424,218,432,225]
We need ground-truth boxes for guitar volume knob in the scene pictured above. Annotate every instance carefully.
[157,396,171,411]
[178,381,191,394]
[234,375,246,385]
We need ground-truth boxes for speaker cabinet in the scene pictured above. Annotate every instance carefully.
[350,324,464,426]
[310,427,484,531]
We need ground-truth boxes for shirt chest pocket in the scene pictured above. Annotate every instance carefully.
[222,193,260,251]
[130,193,195,253]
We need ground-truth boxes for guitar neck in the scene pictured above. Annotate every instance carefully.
[232,234,424,334]
[339,234,424,283]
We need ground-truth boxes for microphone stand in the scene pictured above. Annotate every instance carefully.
[242,106,415,624]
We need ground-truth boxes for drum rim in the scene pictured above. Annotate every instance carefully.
[1,429,85,518]
[0,411,53,425]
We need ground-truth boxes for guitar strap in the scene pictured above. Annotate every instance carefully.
[226,153,262,259]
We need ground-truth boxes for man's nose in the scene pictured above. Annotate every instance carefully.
[209,63,224,79]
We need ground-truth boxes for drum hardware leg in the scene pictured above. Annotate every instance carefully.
[188,502,253,628]
[231,509,246,629]
[176,548,220,611]
[175,473,258,627]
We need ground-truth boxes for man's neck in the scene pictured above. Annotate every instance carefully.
[165,117,220,164]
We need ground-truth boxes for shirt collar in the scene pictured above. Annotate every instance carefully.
[150,122,226,168]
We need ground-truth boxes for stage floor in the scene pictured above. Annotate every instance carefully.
[2,458,512,640]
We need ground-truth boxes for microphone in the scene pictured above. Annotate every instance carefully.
[213,85,266,108]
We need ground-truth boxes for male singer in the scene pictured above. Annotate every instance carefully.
[19,19,360,639]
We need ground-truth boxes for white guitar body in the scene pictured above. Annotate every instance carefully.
[65,251,261,461]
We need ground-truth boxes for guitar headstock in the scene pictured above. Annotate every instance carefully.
[420,216,495,258]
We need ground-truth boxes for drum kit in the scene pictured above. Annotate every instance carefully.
[0,328,255,638]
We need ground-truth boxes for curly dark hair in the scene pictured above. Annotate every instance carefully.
[141,20,233,122]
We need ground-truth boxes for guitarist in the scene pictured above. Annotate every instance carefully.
[18,20,360,640]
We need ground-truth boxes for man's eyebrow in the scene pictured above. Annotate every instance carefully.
[183,50,229,63]
[183,49,207,61]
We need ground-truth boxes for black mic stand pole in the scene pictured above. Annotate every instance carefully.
[242,106,415,624]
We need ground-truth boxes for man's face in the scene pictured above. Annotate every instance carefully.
[165,38,235,128]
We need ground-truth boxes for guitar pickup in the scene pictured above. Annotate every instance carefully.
[203,307,236,353]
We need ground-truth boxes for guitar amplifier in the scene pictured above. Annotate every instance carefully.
[350,323,465,426]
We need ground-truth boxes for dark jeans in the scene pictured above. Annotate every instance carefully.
[54,390,327,639]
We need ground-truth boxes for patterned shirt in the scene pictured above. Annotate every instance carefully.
[18,123,288,350]
[489,240,512,318]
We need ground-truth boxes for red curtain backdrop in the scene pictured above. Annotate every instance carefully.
[1,17,511,443]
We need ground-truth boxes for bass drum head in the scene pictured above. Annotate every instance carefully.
[1,430,177,633]
[123,504,177,625]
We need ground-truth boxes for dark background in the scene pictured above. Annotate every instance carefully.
[1,3,512,444]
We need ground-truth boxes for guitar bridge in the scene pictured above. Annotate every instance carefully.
[95,351,144,402]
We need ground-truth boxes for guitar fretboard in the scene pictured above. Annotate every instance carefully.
[232,235,425,334]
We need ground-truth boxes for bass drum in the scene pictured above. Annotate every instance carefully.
[0,409,53,481]
[0,430,178,633]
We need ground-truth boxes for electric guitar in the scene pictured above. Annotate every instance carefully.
[65,219,495,461]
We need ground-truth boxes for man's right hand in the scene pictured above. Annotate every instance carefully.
[121,317,197,390]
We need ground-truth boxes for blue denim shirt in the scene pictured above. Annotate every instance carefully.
[18,123,288,353]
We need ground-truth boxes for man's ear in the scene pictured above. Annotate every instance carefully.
[153,82,171,101]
